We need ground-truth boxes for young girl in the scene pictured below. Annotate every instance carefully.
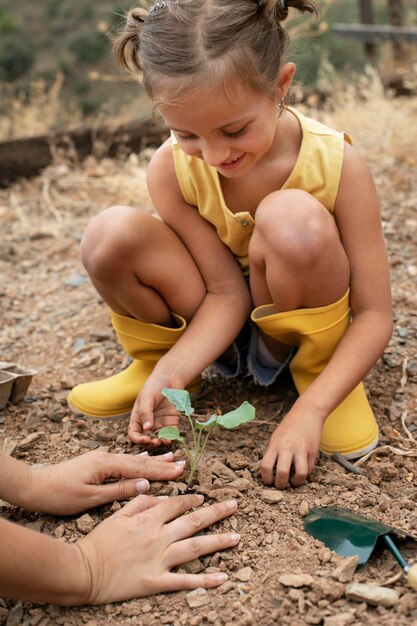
[68,0,392,489]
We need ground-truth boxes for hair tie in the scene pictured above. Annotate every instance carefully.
[279,0,287,10]
[149,1,167,13]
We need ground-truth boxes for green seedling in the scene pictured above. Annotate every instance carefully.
[158,388,256,484]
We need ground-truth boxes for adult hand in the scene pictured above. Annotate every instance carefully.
[260,400,323,489]
[26,450,186,515]
[76,494,240,604]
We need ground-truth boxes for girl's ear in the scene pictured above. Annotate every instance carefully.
[276,62,296,100]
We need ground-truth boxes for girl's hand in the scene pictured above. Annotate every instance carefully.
[27,450,186,515]
[128,375,182,447]
[76,495,240,604]
[260,402,323,489]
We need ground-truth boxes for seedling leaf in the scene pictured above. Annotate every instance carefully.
[217,401,255,429]
[158,426,184,442]
[195,414,218,430]
[162,388,194,417]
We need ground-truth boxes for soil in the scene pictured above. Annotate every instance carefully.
[1,90,417,626]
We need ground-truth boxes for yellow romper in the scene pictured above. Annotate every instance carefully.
[171,107,351,273]
[172,108,378,458]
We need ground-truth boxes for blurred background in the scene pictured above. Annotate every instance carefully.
[0,0,416,141]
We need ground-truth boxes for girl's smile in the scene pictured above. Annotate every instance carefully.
[160,82,280,178]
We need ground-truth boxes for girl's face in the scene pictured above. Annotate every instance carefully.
[159,81,280,178]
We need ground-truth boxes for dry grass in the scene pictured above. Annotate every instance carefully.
[0,73,84,141]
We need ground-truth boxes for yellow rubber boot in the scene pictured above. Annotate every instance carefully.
[251,290,378,458]
[67,310,201,419]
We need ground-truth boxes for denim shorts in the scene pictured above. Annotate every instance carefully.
[213,319,292,386]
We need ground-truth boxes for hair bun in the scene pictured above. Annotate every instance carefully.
[257,0,317,23]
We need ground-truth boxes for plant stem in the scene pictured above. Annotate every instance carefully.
[187,413,198,453]
[188,429,202,485]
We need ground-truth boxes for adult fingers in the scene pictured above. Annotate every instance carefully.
[160,571,229,593]
[150,494,206,524]
[113,494,163,518]
[166,499,238,542]
[165,531,240,569]
[101,453,186,482]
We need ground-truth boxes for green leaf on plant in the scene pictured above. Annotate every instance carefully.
[162,388,194,417]
[217,401,256,429]
[158,426,184,442]
[195,414,218,430]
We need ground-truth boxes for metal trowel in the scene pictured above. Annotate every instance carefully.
[304,506,417,590]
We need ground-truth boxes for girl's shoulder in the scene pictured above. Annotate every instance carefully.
[288,107,348,140]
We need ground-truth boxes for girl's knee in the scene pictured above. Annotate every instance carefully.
[251,190,338,268]
[80,206,158,277]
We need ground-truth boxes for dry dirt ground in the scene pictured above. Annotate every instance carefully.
[1,89,417,626]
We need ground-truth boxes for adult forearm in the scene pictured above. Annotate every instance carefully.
[0,518,88,605]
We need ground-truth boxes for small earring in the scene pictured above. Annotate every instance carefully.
[278,97,285,109]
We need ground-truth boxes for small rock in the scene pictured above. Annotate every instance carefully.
[2,437,18,456]
[24,519,45,533]
[186,587,211,608]
[54,524,65,538]
[406,359,417,378]
[228,478,251,491]
[181,558,204,574]
[346,582,400,607]
[76,514,96,534]
[333,556,359,583]
[218,580,235,594]
[278,574,314,588]
[235,567,253,582]
[17,432,44,451]
[5,601,23,626]
[261,489,284,504]
[299,500,309,516]
[226,452,249,469]
[64,273,87,287]
[323,613,355,626]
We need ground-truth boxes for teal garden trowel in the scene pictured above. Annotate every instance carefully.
[304,506,417,590]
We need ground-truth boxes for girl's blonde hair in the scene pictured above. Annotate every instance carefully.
[113,0,318,103]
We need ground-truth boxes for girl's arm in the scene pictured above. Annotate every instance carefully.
[148,141,252,383]
[296,141,392,415]
[261,142,392,488]
[129,142,252,441]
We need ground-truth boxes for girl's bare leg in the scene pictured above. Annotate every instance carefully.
[80,206,206,325]
[249,189,350,359]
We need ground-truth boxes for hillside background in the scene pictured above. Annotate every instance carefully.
[1,0,416,141]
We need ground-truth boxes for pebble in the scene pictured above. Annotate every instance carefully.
[186,588,211,608]
[180,558,204,574]
[261,489,284,504]
[64,273,87,287]
[5,602,23,626]
[299,500,309,516]
[323,613,355,626]
[346,582,400,607]
[76,514,96,533]
[228,478,251,491]
[17,431,44,451]
[333,556,359,583]
[234,567,253,582]
[278,574,314,588]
